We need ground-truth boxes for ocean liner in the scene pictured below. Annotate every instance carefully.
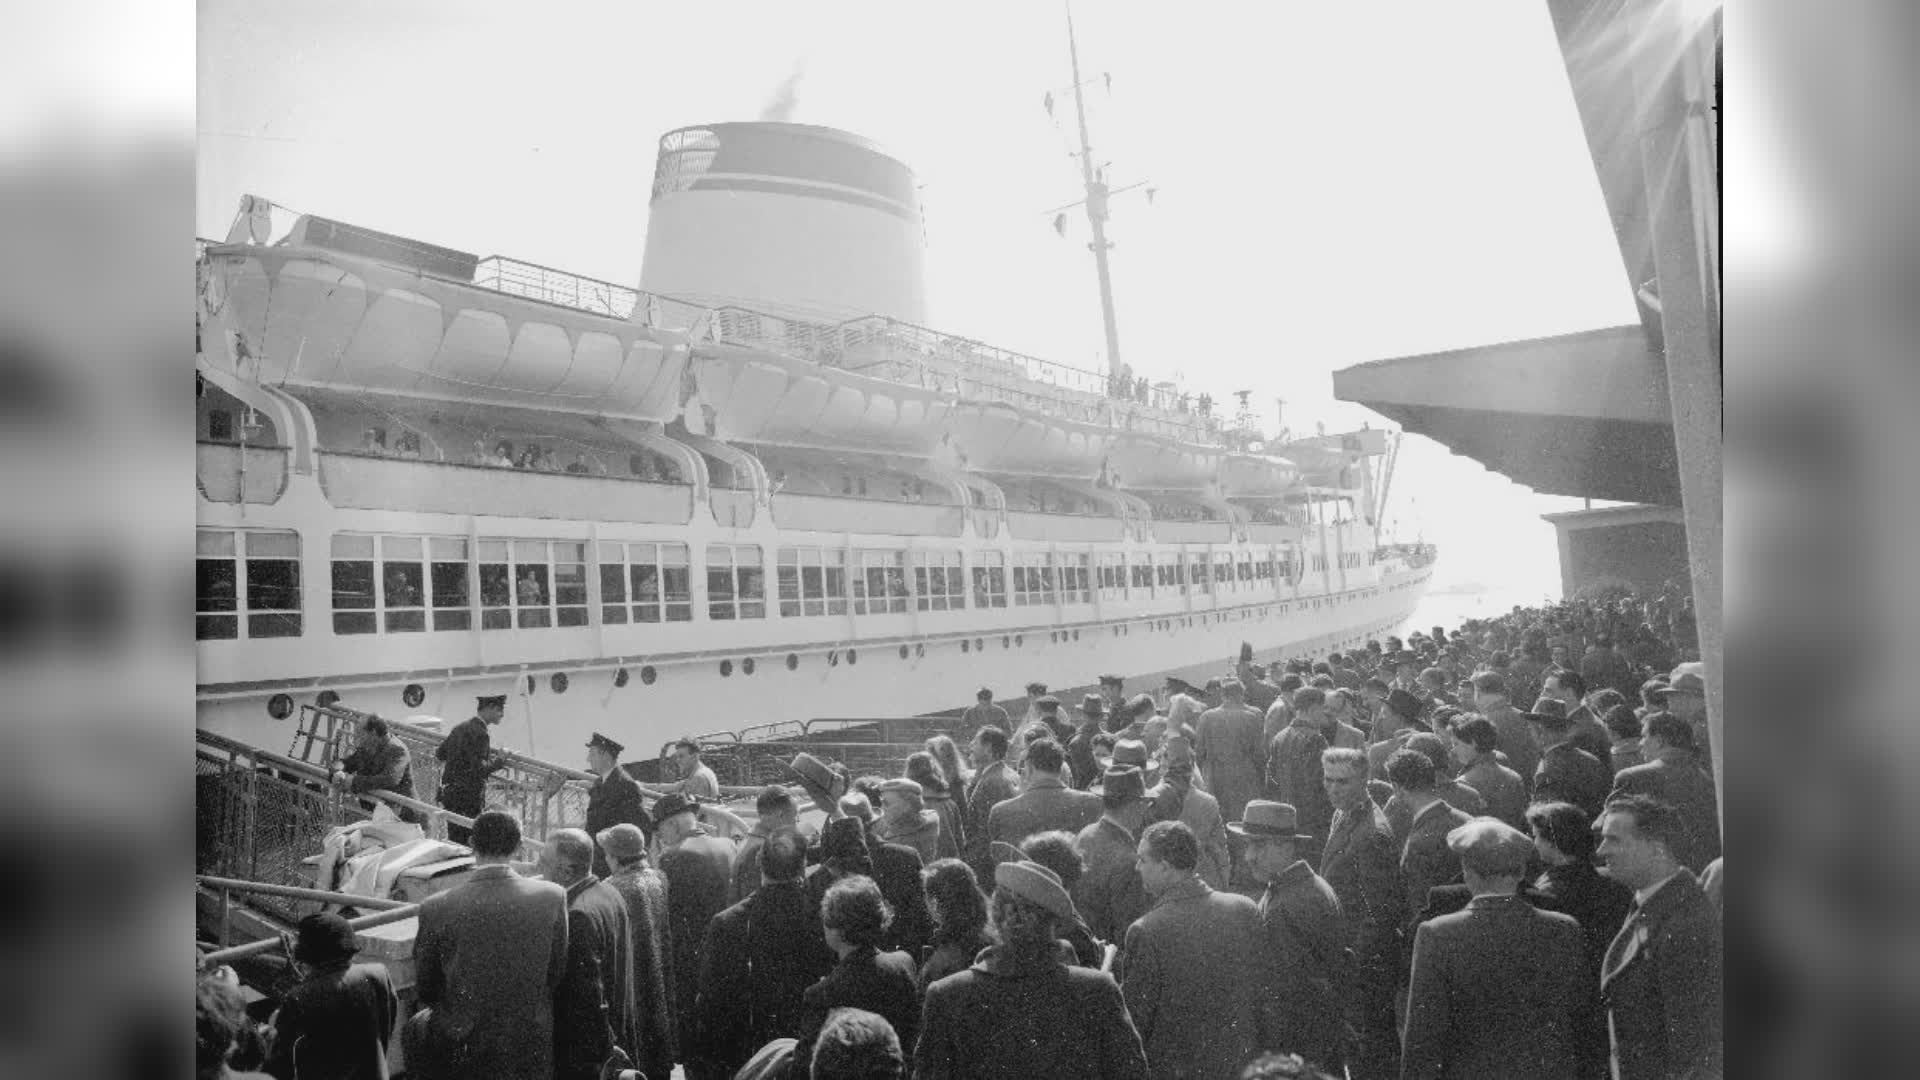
[194,112,1433,764]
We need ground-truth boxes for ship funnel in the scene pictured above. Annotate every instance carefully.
[638,122,929,325]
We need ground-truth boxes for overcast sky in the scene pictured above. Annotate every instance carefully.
[198,0,1641,601]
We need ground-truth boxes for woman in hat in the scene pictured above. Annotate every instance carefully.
[264,913,399,1080]
[914,862,1148,1080]
[906,752,965,861]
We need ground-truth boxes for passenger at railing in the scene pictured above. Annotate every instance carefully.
[393,431,423,459]
[517,567,545,607]
[639,739,722,803]
[493,440,516,468]
[331,714,422,825]
[467,439,491,466]
[566,452,591,475]
[359,428,386,456]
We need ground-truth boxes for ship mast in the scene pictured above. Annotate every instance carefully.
[1064,2,1123,384]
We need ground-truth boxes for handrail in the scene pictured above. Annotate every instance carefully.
[197,875,414,911]
[196,727,478,829]
[200,903,421,967]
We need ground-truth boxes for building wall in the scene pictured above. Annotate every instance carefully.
[1561,518,1691,597]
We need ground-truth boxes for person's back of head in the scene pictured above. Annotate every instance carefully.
[1019,830,1085,892]
[1024,738,1065,775]
[470,810,522,859]
[1382,748,1438,793]
[756,783,798,822]
[811,1006,904,1079]
[762,828,808,884]
[196,974,252,1080]
[1645,711,1697,753]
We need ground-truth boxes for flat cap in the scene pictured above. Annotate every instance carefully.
[1446,817,1534,877]
[475,694,507,709]
[1080,694,1105,717]
[1034,695,1062,710]
[994,860,1077,921]
[652,792,699,823]
[875,777,923,798]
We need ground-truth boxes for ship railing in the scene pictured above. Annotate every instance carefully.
[471,256,643,320]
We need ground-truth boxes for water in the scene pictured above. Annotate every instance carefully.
[1401,582,1562,639]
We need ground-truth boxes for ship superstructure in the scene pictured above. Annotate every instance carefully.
[194,116,1431,762]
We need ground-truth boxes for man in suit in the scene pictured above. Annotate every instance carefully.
[596,823,677,1080]
[1234,801,1347,1075]
[961,726,1020,880]
[1195,679,1267,822]
[695,829,834,1077]
[1363,688,1424,781]
[1447,715,1528,828]
[406,810,568,1080]
[1067,695,1108,790]
[1608,714,1722,873]
[331,715,420,824]
[961,685,1012,734]
[1401,819,1594,1080]
[1529,705,1612,820]
[1073,765,1151,946]
[1267,687,1335,845]
[1649,665,1713,775]
[1381,732,1486,841]
[1470,674,1538,790]
[434,695,508,844]
[654,793,736,1077]
[987,738,1102,857]
[1318,747,1406,1080]
[1384,748,1473,931]
[540,828,637,1080]
[582,731,648,879]
[1122,821,1265,1080]
[264,913,398,1080]
[1579,633,1639,701]
[731,784,803,904]
[1595,795,1723,1080]
[1146,738,1230,890]
[1527,801,1632,1078]
[1540,669,1616,772]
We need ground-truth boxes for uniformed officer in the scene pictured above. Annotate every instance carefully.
[584,731,649,878]
[435,694,507,844]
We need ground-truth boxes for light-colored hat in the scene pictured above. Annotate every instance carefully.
[1655,663,1706,696]
[1445,817,1534,877]
[875,777,923,798]
[1110,739,1150,769]
[596,823,647,862]
[1228,800,1316,841]
[994,860,1077,921]
[789,752,844,800]
[1100,765,1146,803]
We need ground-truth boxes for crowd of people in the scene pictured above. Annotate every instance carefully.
[197,592,1721,1080]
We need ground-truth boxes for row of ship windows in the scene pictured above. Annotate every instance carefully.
[193,528,1353,640]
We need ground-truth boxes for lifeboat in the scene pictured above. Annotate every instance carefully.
[1220,452,1300,497]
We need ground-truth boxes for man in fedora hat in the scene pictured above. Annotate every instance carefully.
[1067,695,1108,790]
[1650,663,1712,773]
[1073,765,1152,946]
[1123,821,1265,1080]
[264,912,399,1080]
[1233,802,1346,1073]
[435,694,509,844]
[1607,713,1720,872]
[584,732,649,878]
[654,793,735,1075]
[1402,819,1593,1080]
[1097,673,1128,717]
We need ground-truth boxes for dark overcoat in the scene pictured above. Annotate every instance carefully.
[1608,752,1722,872]
[1121,876,1264,1080]
[1256,861,1348,1072]
[985,775,1101,852]
[1401,894,1595,1080]
[264,961,398,1080]
[1600,870,1723,1080]
[410,864,568,1080]
[961,760,1020,879]
[915,948,1148,1080]
[553,876,637,1080]
[693,880,833,1076]
[604,865,677,1079]
[583,768,649,878]
[790,946,921,1080]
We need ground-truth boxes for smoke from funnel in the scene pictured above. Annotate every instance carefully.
[759,62,806,122]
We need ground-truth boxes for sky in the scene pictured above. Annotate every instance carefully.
[198,0,1642,602]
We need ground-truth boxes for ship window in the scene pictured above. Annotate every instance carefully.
[553,542,588,626]
[331,533,377,635]
[380,536,425,633]
[853,549,908,615]
[198,528,302,640]
[1239,556,1254,583]
[913,550,965,612]
[478,540,513,630]
[606,542,693,624]
[1215,552,1234,593]
[514,541,552,629]
[776,546,848,617]
[207,409,233,442]
[971,551,1007,609]
[706,544,765,621]
[1063,552,1092,604]
[1098,552,1127,600]
[1130,553,1153,594]
[1188,553,1209,595]
[430,537,470,630]
[1013,552,1056,607]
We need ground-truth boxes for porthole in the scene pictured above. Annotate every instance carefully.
[402,683,426,707]
[786,653,799,670]
[266,693,294,720]
[1072,629,1080,642]
[1015,634,1024,647]
[614,667,630,688]
[916,643,926,658]
[1002,636,1011,649]
[900,645,911,660]
[526,674,538,695]
[742,658,756,675]
[962,639,971,654]
[640,665,657,685]
[315,689,340,709]
[848,649,858,665]
[550,672,568,694]
[974,639,984,652]
[720,659,733,677]
[828,650,840,667]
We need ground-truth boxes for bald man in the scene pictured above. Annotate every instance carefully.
[542,828,638,1079]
